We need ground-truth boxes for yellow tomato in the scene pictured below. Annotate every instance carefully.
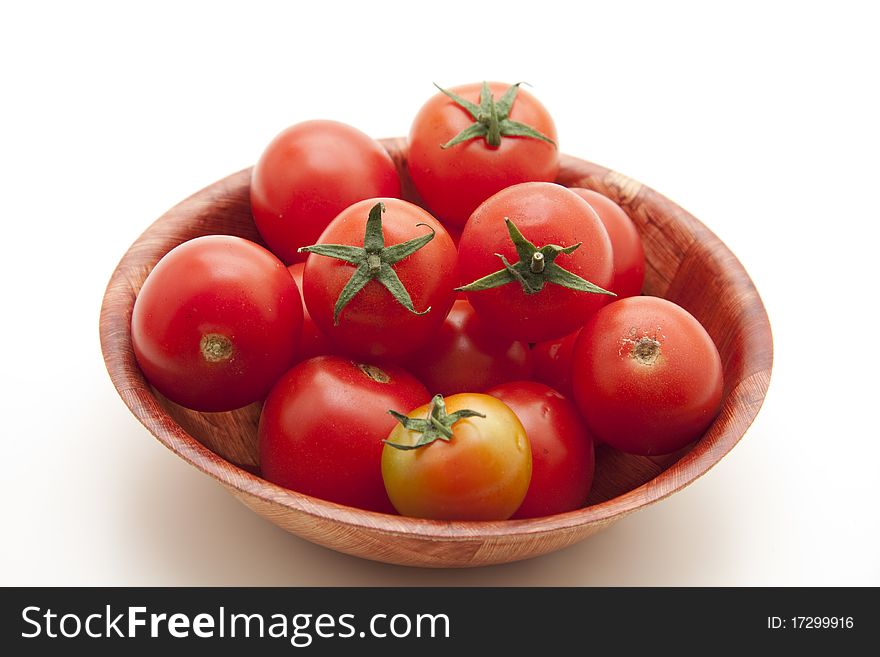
[381,393,531,520]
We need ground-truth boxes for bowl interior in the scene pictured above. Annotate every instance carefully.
[100,138,772,565]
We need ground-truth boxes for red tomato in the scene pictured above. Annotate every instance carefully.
[287,263,333,360]
[381,393,531,520]
[302,198,457,360]
[259,356,430,514]
[457,182,614,342]
[131,236,303,412]
[486,381,594,518]
[250,120,401,264]
[530,329,581,399]
[408,81,559,228]
[444,222,462,247]
[403,299,532,396]
[572,296,724,455]
[570,188,645,299]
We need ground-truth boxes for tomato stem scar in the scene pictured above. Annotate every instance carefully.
[632,336,661,366]
[356,362,391,383]
[200,333,233,363]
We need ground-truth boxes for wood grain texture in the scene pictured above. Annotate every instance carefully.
[99,138,773,567]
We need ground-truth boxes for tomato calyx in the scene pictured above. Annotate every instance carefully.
[299,202,436,324]
[436,82,556,149]
[456,217,617,297]
[385,394,486,451]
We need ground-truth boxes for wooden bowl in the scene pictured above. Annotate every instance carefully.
[100,138,773,568]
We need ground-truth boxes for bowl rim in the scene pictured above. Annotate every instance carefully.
[100,146,773,542]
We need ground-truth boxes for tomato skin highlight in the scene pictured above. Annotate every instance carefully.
[251,120,401,264]
[570,188,645,299]
[258,356,430,514]
[381,394,532,520]
[408,82,559,228]
[572,296,724,455]
[302,198,458,360]
[486,381,595,519]
[457,182,614,343]
[403,299,533,396]
[287,263,334,360]
[131,235,303,412]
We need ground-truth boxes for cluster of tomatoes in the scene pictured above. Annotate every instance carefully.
[131,81,724,521]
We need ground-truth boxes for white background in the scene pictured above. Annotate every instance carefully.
[1,1,877,586]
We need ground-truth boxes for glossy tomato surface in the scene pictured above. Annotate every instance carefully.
[457,182,614,342]
[572,296,724,455]
[486,381,594,518]
[259,356,430,514]
[287,263,333,360]
[131,236,303,412]
[403,299,532,395]
[408,82,559,228]
[530,329,581,399]
[570,188,645,299]
[303,198,457,360]
[251,120,401,263]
